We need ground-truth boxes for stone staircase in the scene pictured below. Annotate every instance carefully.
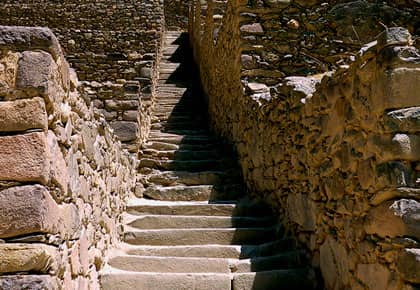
[100,31,317,290]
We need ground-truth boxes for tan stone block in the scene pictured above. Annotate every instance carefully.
[397,248,420,284]
[47,131,69,195]
[373,68,420,113]
[365,199,419,240]
[367,134,420,163]
[0,98,47,132]
[287,193,318,231]
[0,185,80,239]
[0,51,19,96]
[356,263,391,290]
[320,237,350,289]
[0,132,50,184]
[0,243,58,274]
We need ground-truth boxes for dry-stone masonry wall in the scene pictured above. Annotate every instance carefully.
[0,26,137,289]
[191,0,420,289]
[0,0,166,152]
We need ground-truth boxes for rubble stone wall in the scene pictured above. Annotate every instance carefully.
[0,27,137,289]
[0,0,166,151]
[190,0,420,289]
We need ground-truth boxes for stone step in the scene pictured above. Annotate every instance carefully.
[122,244,255,259]
[140,170,234,187]
[139,158,233,172]
[147,135,217,145]
[141,149,222,161]
[142,184,242,201]
[124,214,274,229]
[100,270,231,290]
[126,199,268,217]
[232,269,316,290]
[151,123,206,131]
[124,227,277,246]
[143,141,218,152]
[231,251,306,272]
[108,255,230,273]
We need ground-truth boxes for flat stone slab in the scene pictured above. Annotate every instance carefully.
[109,255,230,273]
[124,227,276,246]
[101,269,231,290]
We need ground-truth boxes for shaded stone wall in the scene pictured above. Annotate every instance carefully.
[190,0,420,289]
[0,27,137,289]
[0,0,165,151]
[165,0,191,30]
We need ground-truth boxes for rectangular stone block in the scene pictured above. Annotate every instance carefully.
[13,51,64,103]
[0,275,59,290]
[0,98,47,132]
[0,244,58,274]
[111,121,139,142]
[374,68,420,113]
[0,185,80,239]
[0,132,50,184]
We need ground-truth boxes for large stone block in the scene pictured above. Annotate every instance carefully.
[0,244,58,274]
[0,275,59,290]
[0,26,62,60]
[320,237,350,290]
[0,98,47,132]
[397,248,420,284]
[111,121,139,142]
[0,132,50,184]
[367,134,420,162]
[0,185,80,239]
[356,263,391,290]
[365,199,419,240]
[287,193,318,231]
[373,68,420,113]
[14,51,63,102]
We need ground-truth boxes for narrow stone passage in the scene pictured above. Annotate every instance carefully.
[100,31,317,290]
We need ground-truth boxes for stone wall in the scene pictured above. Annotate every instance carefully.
[0,27,137,289]
[190,0,420,289]
[165,0,191,30]
[0,0,165,151]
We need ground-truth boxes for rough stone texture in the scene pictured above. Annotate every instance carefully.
[0,98,47,132]
[0,0,167,151]
[0,244,58,274]
[0,275,60,290]
[0,29,137,289]
[0,185,79,239]
[190,1,420,288]
[0,132,50,184]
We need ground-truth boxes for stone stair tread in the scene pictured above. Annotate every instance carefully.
[230,251,306,273]
[120,244,256,259]
[232,269,316,290]
[100,268,231,290]
[126,198,269,217]
[140,170,228,186]
[108,255,230,273]
[142,184,242,201]
[123,213,275,229]
[123,227,277,246]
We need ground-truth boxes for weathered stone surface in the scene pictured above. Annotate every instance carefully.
[0,132,49,184]
[320,237,350,290]
[377,27,412,51]
[47,131,69,195]
[397,248,420,284]
[287,193,317,231]
[0,26,62,60]
[0,244,58,274]
[365,199,420,240]
[367,134,420,162]
[0,98,47,132]
[111,121,138,142]
[356,263,391,290]
[15,51,62,101]
[0,275,59,290]
[385,107,420,133]
[0,185,80,239]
